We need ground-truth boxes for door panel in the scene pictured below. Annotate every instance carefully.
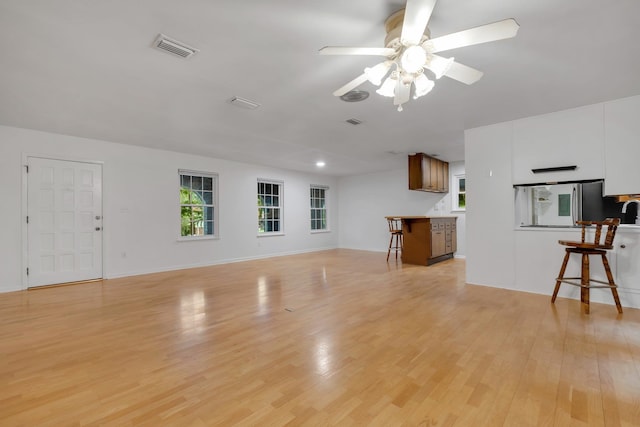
[27,157,103,287]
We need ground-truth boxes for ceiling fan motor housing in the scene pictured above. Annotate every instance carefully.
[384,9,430,49]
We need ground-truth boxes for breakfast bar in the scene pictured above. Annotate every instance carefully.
[395,216,457,265]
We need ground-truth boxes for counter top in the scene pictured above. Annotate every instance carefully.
[386,216,458,219]
[516,224,640,233]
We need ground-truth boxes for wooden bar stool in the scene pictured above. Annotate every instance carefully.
[551,218,622,314]
[385,217,403,261]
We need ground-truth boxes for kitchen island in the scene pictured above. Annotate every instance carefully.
[396,216,457,265]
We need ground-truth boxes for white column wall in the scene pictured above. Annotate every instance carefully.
[465,122,516,289]
[0,125,338,293]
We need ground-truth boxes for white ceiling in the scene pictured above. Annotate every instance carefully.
[0,0,638,176]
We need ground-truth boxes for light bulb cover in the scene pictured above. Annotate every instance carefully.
[364,62,391,86]
[400,46,427,74]
[427,55,454,79]
[413,74,435,99]
[376,76,396,97]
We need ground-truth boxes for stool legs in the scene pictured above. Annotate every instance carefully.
[601,253,623,314]
[581,253,590,314]
[552,249,623,314]
[551,250,571,303]
[386,232,402,262]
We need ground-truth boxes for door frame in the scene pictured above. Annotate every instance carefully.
[21,153,105,290]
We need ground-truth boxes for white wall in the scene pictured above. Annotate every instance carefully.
[337,161,466,256]
[0,125,339,293]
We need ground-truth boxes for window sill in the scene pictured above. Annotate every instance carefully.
[451,209,466,213]
[311,229,331,234]
[257,232,285,237]
[177,235,219,242]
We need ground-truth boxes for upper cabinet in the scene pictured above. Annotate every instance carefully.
[511,104,605,185]
[603,95,640,196]
[408,153,449,193]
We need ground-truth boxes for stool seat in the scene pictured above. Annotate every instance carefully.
[558,240,613,250]
[551,218,622,314]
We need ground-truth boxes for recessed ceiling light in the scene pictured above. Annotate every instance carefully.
[340,90,370,102]
[316,161,326,167]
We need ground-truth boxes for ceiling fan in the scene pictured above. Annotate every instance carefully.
[319,0,519,111]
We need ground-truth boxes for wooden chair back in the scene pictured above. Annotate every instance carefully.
[386,217,402,234]
[575,218,620,249]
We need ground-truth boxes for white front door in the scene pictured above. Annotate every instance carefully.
[27,157,103,287]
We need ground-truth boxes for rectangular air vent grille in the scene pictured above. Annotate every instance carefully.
[153,34,198,59]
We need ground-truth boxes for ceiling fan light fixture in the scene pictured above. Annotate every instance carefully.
[364,61,391,86]
[413,74,435,99]
[427,55,455,79]
[376,76,396,97]
[400,46,427,74]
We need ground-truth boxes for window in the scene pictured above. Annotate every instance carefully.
[453,174,466,211]
[180,171,217,238]
[257,180,283,234]
[310,185,328,231]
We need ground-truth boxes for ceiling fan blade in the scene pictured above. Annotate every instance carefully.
[319,46,396,56]
[425,18,520,53]
[401,0,438,46]
[442,60,484,85]
[332,74,369,97]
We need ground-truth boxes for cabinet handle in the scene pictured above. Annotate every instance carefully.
[620,244,626,249]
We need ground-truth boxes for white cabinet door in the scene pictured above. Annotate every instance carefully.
[614,231,640,308]
[603,95,640,196]
[512,104,605,184]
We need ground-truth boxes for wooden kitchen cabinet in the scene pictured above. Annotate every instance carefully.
[400,216,457,265]
[408,153,449,193]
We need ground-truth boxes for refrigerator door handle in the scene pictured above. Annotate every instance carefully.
[572,185,581,225]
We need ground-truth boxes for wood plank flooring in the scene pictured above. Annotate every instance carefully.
[1,249,639,426]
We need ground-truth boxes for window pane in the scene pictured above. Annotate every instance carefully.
[459,194,466,208]
[203,177,213,191]
[203,191,213,204]
[192,176,202,190]
[272,196,279,207]
[273,208,280,219]
[205,207,213,220]
[272,185,279,196]
[204,220,213,235]
[459,178,465,192]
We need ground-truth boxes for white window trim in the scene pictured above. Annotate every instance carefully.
[452,174,466,212]
[179,169,219,240]
[257,178,284,236]
[310,184,330,233]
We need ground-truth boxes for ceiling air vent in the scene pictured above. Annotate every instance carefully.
[153,34,199,59]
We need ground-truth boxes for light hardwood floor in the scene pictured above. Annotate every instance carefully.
[1,249,639,426]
